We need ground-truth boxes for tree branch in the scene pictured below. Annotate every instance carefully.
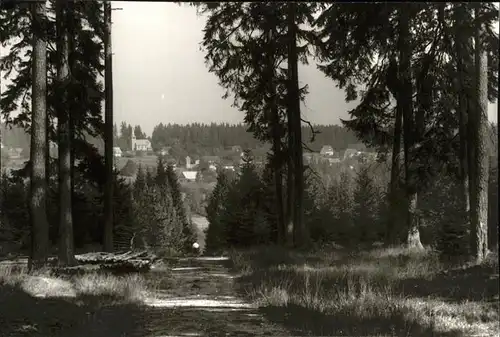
[301,117,320,142]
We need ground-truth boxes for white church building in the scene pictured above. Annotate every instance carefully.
[131,134,152,152]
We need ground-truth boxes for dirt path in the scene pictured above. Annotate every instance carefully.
[138,256,288,337]
[1,256,289,336]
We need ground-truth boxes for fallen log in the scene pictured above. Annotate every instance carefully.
[74,250,158,273]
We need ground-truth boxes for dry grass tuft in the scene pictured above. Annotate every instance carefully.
[0,263,151,304]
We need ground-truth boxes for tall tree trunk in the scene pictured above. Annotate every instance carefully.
[285,149,294,246]
[469,7,489,263]
[29,1,50,270]
[287,2,306,248]
[399,8,423,250]
[56,0,75,266]
[45,111,50,188]
[103,2,114,252]
[67,1,76,239]
[266,22,285,246]
[284,2,295,248]
[387,101,403,245]
[454,4,472,235]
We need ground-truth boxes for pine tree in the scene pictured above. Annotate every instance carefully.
[199,2,319,248]
[315,3,498,249]
[134,165,146,198]
[112,174,135,251]
[29,1,50,270]
[145,168,155,187]
[155,156,167,187]
[260,162,279,243]
[165,164,196,252]
[205,169,233,254]
[56,0,75,265]
[223,150,267,247]
[1,1,106,262]
[103,1,114,252]
[469,6,490,263]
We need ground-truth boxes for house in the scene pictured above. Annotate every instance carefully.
[181,171,198,182]
[185,156,200,169]
[131,134,152,152]
[113,147,122,158]
[320,145,334,156]
[7,148,22,159]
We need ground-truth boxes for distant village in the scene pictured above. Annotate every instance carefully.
[112,134,377,183]
[1,131,377,182]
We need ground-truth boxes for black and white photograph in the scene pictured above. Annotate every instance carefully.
[0,2,499,336]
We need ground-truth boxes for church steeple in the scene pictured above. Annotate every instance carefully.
[131,132,136,151]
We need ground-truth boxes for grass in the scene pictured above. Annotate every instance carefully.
[229,245,500,337]
[0,263,151,302]
[0,262,157,336]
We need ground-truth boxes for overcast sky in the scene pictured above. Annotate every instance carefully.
[111,2,362,135]
[1,2,498,136]
[111,2,498,135]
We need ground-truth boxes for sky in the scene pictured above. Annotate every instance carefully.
[111,2,362,135]
[1,2,498,136]
[111,2,498,135]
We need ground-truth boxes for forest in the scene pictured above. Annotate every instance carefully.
[0,2,499,336]
[2,121,361,157]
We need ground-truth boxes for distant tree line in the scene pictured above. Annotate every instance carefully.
[2,121,361,159]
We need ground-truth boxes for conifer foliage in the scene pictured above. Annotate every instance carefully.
[128,158,196,255]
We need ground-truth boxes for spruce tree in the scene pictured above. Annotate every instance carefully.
[56,0,75,265]
[315,3,498,248]
[155,156,167,187]
[205,169,233,254]
[223,150,267,247]
[199,2,319,247]
[29,1,50,269]
[134,165,146,199]
[166,164,196,252]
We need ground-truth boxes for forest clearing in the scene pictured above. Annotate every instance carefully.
[1,1,499,336]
